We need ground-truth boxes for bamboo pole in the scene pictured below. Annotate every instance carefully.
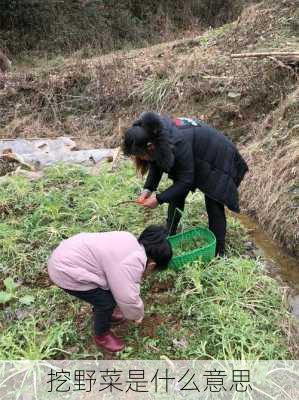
[231,52,299,58]
[111,118,123,171]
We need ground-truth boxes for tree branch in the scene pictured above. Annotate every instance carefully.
[231,52,299,59]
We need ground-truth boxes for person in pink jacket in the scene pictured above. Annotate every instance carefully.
[47,225,172,353]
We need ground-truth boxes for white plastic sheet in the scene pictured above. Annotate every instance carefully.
[0,137,114,168]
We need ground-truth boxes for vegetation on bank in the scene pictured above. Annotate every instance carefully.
[241,88,299,256]
[0,162,297,360]
[0,0,249,58]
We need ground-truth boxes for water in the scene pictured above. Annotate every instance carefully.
[238,214,299,319]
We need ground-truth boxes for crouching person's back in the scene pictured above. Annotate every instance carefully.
[47,226,172,354]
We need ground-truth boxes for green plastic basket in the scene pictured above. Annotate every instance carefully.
[168,227,216,270]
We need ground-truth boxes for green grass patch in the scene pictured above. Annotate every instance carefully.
[119,258,292,360]
[0,161,295,360]
[172,236,209,257]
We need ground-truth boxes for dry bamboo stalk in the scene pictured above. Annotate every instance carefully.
[1,136,75,141]
[111,118,123,171]
[231,52,299,58]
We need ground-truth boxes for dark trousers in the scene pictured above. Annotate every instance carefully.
[64,287,116,336]
[166,195,226,255]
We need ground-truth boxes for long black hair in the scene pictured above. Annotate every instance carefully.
[122,125,150,157]
[122,112,175,173]
[122,124,151,175]
[139,225,172,270]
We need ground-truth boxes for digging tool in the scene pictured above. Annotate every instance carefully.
[114,198,146,207]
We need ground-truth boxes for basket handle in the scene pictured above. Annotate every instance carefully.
[168,206,184,235]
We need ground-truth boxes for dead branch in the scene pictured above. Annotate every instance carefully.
[231,52,299,59]
[268,56,296,74]
[1,137,75,141]
[110,118,123,171]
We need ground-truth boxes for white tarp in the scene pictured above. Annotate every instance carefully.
[0,137,114,168]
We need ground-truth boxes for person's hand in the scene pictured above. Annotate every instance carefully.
[142,194,158,209]
[137,190,151,204]
[134,317,143,325]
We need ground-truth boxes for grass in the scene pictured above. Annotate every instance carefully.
[120,258,292,360]
[171,236,209,257]
[132,76,179,111]
[0,161,296,360]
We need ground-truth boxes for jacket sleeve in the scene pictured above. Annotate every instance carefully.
[144,163,163,192]
[104,253,144,321]
[156,139,194,204]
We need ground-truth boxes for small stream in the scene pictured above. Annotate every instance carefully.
[238,214,299,319]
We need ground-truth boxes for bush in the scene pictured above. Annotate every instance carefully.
[0,0,251,57]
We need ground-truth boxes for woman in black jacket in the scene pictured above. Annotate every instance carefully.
[122,112,248,256]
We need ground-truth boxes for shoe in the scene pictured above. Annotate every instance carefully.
[94,331,125,353]
[216,241,225,257]
[217,248,225,257]
[112,307,125,325]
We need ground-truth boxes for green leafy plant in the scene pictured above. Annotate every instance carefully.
[0,277,35,306]
[19,295,35,306]
[172,237,208,257]
[0,277,18,304]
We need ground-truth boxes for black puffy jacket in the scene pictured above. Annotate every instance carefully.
[142,113,248,212]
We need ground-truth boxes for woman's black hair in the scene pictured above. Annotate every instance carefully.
[122,125,151,175]
[138,225,172,270]
[122,125,150,157]
[122,112,175,173]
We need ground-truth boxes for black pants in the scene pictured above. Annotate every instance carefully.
[167,195,226,255]
[64,287,116,336]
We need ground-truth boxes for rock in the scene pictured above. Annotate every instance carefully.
[13,169,44,180]
[289,295,299,319]
[64,345,79,354]
[253,248,264,258]
[228,91,241,100]
[172,338,188,350]
[15,309,32,320]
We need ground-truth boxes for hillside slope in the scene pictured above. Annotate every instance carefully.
[0,0,250,57]
[0,0,298,254]
[241,88,299,255]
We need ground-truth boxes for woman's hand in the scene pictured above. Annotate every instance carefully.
[142,194,158,209]
[137,189,151,204]
[134,317,143,325]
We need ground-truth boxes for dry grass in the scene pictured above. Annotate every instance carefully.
[1,0,297,145]
[240,88,299,256]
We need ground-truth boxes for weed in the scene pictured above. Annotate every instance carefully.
[177,259,292,359]
[133,76,179,111]
[0,278,18,304]
[0,316,72,360]
[0,277,35,307]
